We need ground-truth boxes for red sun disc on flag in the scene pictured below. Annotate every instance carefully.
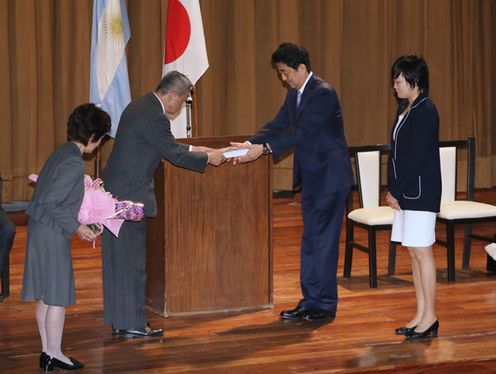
[164,0,191,64]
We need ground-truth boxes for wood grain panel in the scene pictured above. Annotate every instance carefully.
[146,136,273,316]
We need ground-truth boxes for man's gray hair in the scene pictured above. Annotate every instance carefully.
[155,71,193,96]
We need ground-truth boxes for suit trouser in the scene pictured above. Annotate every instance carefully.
[102,219,147,330]
[0,208,16,276]
[299,187,349,312]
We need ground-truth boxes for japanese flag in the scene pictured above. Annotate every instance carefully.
[163,0,209,138]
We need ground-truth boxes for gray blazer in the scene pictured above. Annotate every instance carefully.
[103,92,208,217]
[26,142,84,238]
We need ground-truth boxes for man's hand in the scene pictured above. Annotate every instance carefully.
[207,149,226,166]
[386,192,401,211]
[230,142,264,165]
[76,224,97,241]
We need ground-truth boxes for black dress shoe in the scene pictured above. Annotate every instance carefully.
[44,356,84,371]
[280,306,307,320]
[394,326,417,335]
[118,325,164,338]
[302,309,335,322]
[406,320,439,340]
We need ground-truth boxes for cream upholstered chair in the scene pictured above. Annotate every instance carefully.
[437,136,496,281]
[343,145,397,288]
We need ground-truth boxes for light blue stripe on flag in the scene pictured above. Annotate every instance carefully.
[90,0,131,138]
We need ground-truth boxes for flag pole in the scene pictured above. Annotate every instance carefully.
[95,146,101,179]
[192,87,199,138]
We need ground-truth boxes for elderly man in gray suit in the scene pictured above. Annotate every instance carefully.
[102,71,225,338]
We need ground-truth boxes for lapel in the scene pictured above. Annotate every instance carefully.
[289,89,298,121]
[295,74,317,119]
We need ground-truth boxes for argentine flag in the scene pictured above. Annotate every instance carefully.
[90,0,131,138]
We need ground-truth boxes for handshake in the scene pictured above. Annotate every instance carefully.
[191,141,267,167]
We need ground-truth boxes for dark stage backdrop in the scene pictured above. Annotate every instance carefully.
[1,0,495,201]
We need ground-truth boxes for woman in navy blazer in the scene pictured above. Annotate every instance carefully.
[386,55,442,340]
[22,104,110,371]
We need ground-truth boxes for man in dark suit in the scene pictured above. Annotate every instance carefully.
[102,71,225,338]
[233,43,353,322]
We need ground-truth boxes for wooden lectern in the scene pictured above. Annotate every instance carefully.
[146,136,273,316]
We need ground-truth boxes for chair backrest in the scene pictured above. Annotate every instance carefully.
[356,151,381,208]
[439,136,476,201]
[439,147,457,202]
[348,144,390,210]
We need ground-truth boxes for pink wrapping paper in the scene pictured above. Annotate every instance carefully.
[28,174,143,237]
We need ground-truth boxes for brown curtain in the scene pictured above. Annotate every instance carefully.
[1,0,495,201]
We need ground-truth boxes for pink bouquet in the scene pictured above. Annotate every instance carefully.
[28,174,144,237]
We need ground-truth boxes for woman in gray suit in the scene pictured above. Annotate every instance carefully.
[22,104,110,371]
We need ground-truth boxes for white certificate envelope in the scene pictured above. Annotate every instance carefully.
[222,147,249,158]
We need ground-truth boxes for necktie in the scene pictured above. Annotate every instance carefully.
[296,90,302,108]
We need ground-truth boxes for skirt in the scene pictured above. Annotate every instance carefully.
[391,209,436,247]
[21,219,76,306]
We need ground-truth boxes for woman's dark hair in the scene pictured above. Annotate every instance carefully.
[271,42,312,72]
[67,103,111,145]
[391,54,429,94]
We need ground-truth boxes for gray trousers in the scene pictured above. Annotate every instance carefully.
[0,208,15,298]
[102,219,147,330]
[0,208,15,274]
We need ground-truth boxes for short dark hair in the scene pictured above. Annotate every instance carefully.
[271,42,312,72]
[391,54,429,94]
[156,71,193,96]
[67,103,111,145]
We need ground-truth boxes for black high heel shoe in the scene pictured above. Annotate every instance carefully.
[406,320,439,340]
[39,352,49,369]
[394,325,417,335]
[44,356,84,371]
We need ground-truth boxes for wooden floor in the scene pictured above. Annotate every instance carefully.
[1,190,496,373]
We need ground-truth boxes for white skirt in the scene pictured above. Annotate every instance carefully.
[391,209,436,247]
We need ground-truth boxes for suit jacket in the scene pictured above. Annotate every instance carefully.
[250,74,353,197]
[387,93,442,212]
[103,92,208,217]
[26,142,84,239]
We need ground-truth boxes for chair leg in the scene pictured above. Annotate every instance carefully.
[388,241,397,276]
[0,252,8,298]
[487,255,496,273]
[343,220,354,278]
[487,233,496,273]
[447,222,456,282]
[368,228,378,288]
[462,223,472,269]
